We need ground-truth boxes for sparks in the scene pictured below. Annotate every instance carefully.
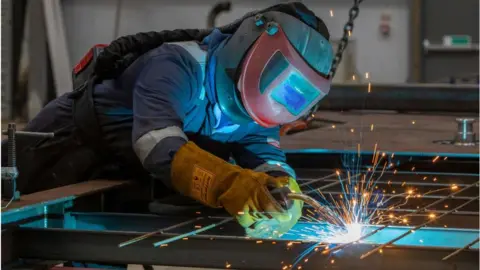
[288,143,433,267]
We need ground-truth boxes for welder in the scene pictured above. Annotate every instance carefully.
[2,2,333,237]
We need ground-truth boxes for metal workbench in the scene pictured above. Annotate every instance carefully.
[2,149,479,270]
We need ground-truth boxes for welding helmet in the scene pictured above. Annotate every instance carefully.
[215,4,333,127]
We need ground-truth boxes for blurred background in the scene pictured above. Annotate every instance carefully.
[0,0,478,123]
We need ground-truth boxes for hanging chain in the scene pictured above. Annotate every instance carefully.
[304,0,363,121]
[328,0,363,79]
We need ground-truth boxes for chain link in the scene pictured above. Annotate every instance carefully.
[328,0,363,79]
[303,0,363,121]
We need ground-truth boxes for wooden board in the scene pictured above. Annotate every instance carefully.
[280,111,479,154]
[1,179,130,211]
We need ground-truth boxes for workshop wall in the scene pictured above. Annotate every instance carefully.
[422,0,479,83]
[62,0,411,83]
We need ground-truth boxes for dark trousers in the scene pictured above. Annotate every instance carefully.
[1,94,128,195]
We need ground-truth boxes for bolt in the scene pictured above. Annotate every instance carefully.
[7,123,16,167]
[454,118,476,146]
[266,22,279,36]
[255,14,265,27]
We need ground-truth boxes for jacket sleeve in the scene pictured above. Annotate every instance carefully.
[231,126,297,179]
[132,51,195,181]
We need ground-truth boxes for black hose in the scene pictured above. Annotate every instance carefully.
[207,1,232,28]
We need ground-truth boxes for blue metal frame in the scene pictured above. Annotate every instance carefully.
[18,213,480,250]
[6,213,479,270]
[2,196,75,225]
[284,148,480,159]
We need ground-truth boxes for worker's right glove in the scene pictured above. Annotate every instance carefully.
[170,141,302,238]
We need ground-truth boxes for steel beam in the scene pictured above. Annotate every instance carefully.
[8,216,479,270]
[318,83,479,112]
[31,213,480,250]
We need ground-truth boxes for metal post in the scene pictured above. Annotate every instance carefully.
[409,0,423,82]
[454,118,477,146]
[1,0,13,120]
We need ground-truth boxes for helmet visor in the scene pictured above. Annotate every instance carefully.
[238,24,332,127]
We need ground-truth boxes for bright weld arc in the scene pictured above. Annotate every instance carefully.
[290,147,472,266]
[290,146,394,266]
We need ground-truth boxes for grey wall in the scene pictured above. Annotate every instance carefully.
[422,0,479,82]
[62,0,411,83]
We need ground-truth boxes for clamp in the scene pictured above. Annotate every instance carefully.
[1,123,54,202]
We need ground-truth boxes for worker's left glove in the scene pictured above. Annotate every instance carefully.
[241,176,304,238]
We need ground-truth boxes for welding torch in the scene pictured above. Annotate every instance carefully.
[270,185,324,213]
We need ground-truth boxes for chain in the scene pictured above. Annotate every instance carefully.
[328,0,363,79]
[304,0,363,121]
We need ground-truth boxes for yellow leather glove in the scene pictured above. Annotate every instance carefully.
[171,141,303,237]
